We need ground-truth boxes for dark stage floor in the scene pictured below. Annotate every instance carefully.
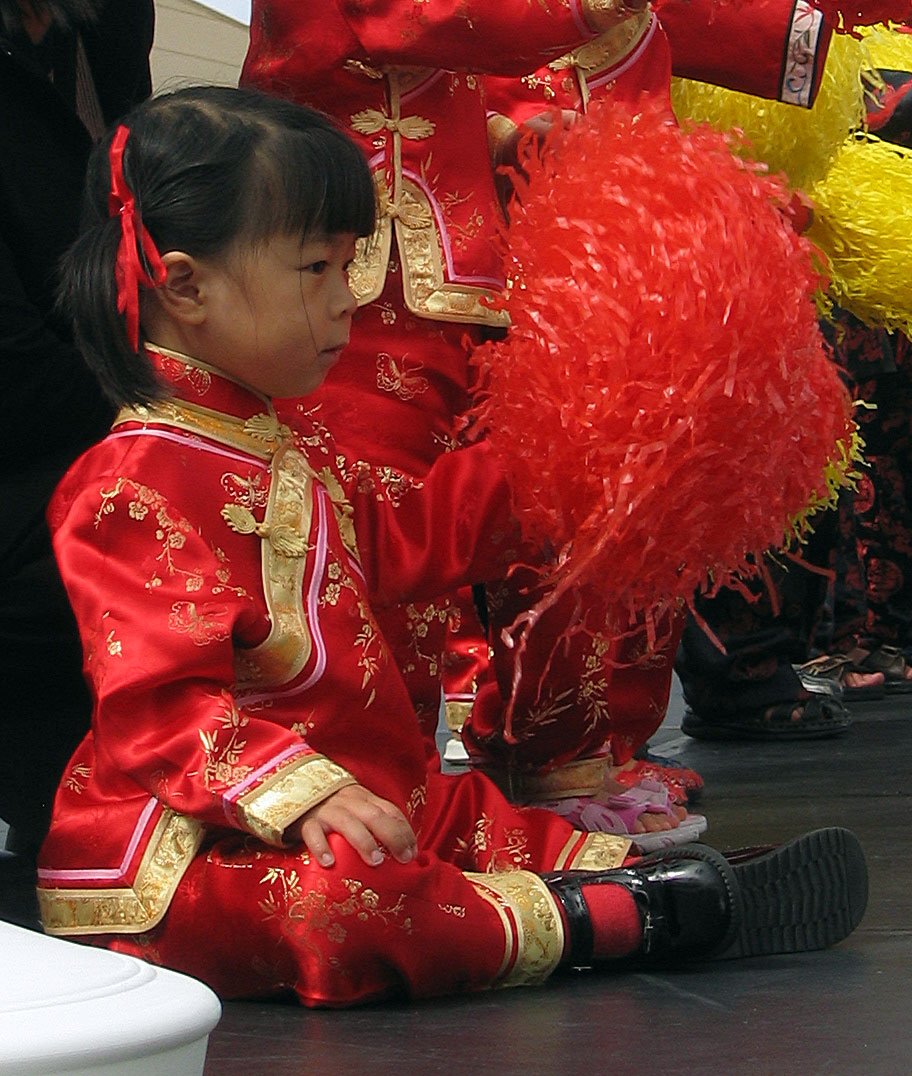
[203,684,911,1075]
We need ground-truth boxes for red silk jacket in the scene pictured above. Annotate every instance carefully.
[485,0,832,142]
[241,0,653,328]
[37,348,521,936]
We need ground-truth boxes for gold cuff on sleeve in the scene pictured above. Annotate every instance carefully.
[580,0,642,33]
[236,754,357,846]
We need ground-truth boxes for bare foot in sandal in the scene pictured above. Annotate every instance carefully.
[597,774,687,832]
[537,777,706,850]
[682,693,851,741]
[798,654,885,699]
[843,670,886,691]
[847,645,912,693]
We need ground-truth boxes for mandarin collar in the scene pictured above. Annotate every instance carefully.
[146,344,276,424]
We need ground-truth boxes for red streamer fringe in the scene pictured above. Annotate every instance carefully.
[470,99,854,660]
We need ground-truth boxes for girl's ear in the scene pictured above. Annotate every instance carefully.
[153,251,207,325]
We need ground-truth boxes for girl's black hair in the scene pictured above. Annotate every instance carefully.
[59,85,377,407]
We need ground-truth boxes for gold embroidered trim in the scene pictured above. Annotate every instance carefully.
[550,10,651,75]
[562,831,631,870]
[349,174,509,326]
[115,400,279,461]
[466,870,564,987]
[237,753,357,846]
[396,177,510,327]
[481,755,612,802]
[312,463,360,559]
[237,442,315,690]
[581,0,635,32]
[38,810,204,936]
[350,216,393,307]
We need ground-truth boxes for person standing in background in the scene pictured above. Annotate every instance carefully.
[0,0,154,912]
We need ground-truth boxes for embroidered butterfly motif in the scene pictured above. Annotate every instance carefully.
[220,471,269,509]
[158,355,211,395]
[376,353,429,400]
[168,601,231,646]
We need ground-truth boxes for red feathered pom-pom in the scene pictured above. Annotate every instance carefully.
[470,100,854,649]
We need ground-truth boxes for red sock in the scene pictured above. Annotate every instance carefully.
[554,881,643,963]
[585,881,643,958]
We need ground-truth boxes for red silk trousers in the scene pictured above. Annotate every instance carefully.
[92,770,625,1006]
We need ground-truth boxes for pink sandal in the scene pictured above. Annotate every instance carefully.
[540,780,708,852]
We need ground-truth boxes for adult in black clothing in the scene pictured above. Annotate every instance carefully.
[0,0,153,871]
[675,58,912,742]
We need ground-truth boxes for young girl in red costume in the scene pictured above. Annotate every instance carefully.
[37,85,868,1006]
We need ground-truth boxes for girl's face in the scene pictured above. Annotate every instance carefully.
[203,231,359,399]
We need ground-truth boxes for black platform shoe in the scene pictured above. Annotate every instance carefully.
[543,827,868,967]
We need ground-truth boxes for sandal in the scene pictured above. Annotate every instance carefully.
[846,645,912,695]
[796,654,885,702]
[540,780,708,853]
[681,694,852,742]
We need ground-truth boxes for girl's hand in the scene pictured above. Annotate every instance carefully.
[285,783,418,869]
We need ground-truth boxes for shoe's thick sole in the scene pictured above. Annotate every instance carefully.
[723,827,868,958]
[637,827,868,960]
[681,708,852,742]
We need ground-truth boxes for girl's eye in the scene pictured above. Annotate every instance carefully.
[301,261,328,274]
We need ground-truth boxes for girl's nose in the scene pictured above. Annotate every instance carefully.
[336,274,358,318]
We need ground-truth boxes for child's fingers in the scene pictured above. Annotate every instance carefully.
[298,817,336,868]
[353,799,417,864]
[288,784,419,868]
[299,811,391,868]
[322,806,390,867]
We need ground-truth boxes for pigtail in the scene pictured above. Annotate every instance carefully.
[57,124,165,408]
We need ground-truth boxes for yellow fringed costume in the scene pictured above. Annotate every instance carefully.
[858,22,912,70]
[674,24,912,335]
[670,32,868,190]
[807,26,912,332]
[809,133,912,335]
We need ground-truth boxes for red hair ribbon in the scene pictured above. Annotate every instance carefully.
[107,124,166,351]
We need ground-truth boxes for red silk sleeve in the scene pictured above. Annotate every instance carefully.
[656,0,833,106]
[245,0,630,81]
[50,450,353,845]
[342,442,524,607]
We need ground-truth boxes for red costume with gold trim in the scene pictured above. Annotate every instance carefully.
[241,0,835,806]
[466,0,834,796]
[242,0,654,754]
[37,350,628,1005]
[483,0,831,137]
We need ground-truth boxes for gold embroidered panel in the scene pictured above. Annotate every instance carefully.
[39,811,203,936]
[467,869,564,987]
